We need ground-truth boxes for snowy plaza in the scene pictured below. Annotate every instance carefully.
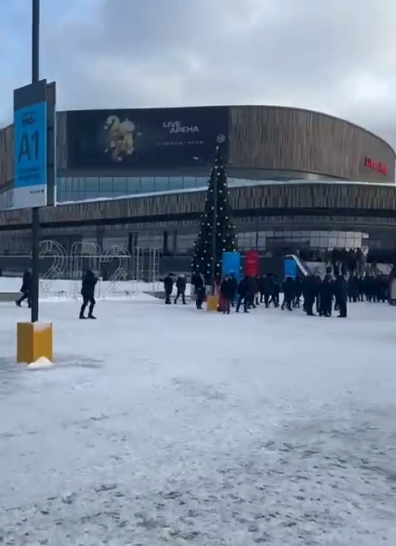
[0,289,396,545]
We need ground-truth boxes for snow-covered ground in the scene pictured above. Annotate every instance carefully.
[1,297,396,545]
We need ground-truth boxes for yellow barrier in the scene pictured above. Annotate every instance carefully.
[17,322,53,364]
[206,294,219,312]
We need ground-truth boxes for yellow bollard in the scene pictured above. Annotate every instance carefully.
[17,322,53,364]
[206,294,219,312]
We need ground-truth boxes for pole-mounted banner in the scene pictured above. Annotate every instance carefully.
[13,80,56,210]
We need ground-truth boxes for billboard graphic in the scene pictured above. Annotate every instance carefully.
[66,106,229,169]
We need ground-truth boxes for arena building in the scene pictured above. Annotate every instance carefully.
[0,104,395,263]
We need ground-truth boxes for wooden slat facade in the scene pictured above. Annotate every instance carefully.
[0,124,13,189]
[56,111,68,170]
[228,106,395,182]
[0,183,396,228]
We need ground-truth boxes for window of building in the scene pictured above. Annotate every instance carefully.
[169,177,183,191]
[141,177,155,193]
[65,178,73,200]
[85,177,99,200]
[195,177,207,188]
[183,177,197,189]
[72,178,81,201]
[137,233,163,250]
[99,177,114,197]
[237,232,256,250]
[257,231,266,249]
[176,233,196,253]
[113,177,127,196]
[154,177,170,192]
[102,236,128,250]
[126,178,140,195]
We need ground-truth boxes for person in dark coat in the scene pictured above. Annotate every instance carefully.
[257,275,266,304]
[313,273,322,314]
[246,276,257,309]
[319,274,334,317]
[192,272,205,309]
[16,270,32,308]
[348,275,359,303]
[79,269,98,319]
[271,276,281,308]
[357,275,365,301]
[293,277,302,308]
[220,275,234,314]
[335,274,348,318]
[174,274,187,305]
[262,274,273,308]
[281,276,294,311]
[229,272,238,307]
[236,276,249,313]
[163,273,174,305]
[303,273,316,316]
[365,274,374,302]
[254,275,261,306]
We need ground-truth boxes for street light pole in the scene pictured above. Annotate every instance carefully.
[32,0,39,83]
[211,166,217,295]
[31,0,40,322]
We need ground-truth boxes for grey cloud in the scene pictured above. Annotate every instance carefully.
[23,0,396,149]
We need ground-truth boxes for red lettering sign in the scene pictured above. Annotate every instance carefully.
[364,157,388,176]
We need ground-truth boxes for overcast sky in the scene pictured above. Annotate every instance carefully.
[1,0,396,148]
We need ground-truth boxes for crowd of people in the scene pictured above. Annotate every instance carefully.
[14,265,394,322]
[163,267,396,319]
[297,246,396,272]
[216,271,349,317]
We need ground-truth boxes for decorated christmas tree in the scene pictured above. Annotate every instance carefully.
[191,146,237,285]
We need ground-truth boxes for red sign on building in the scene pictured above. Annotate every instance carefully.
[364,157,388,176]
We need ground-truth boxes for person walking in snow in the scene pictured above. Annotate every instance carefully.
[335,274,348,318]
[236,276,249,313]
[228,272,238,307]
[163,273,174,305]
[219,275,234,314]
[319,274,334,317]
[192,272,205,309]
[174,274,187,305]
[16,270,32,308]
[281,276,294,311]
[79,269,98,319]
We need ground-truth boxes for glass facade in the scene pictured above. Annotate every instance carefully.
[173,229,367,254]
[57,176,211,202]
[0,174,389,210]
[237,230,367,252]
[55,175,315,202]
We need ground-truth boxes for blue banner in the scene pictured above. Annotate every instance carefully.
[222,251,241,280]
[284,258,297,279]
[14,101,47,208]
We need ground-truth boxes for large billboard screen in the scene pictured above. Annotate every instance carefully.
[66,106,229,169]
